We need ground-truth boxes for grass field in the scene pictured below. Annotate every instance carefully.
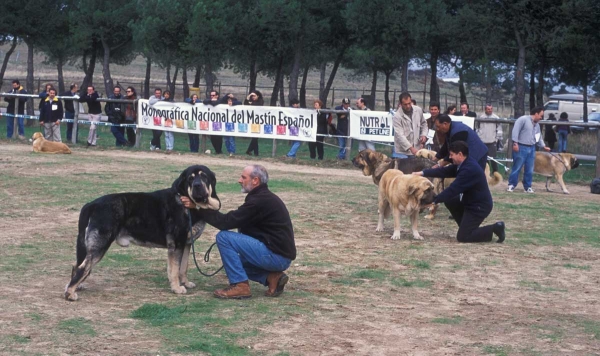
[1,136,599,355]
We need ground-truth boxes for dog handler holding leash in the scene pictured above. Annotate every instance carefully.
[181,164,296,300]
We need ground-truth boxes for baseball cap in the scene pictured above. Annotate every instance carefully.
[342,97,350,104]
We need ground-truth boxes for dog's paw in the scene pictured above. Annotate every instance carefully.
[182,281,196,289]
[65,291,78,301]
[375,225,384,232]
[424,214,435,220]
[390,232,401,240]
[563,190,569,194]
[172,285,187,294]
[412,233,423,240]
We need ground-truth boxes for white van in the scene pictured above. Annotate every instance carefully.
[543,94,600,121]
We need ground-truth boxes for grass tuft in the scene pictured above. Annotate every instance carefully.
[57,317,97,336]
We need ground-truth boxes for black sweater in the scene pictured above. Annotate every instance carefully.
[200,184,296,260]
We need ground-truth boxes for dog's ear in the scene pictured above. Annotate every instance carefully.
[204,167,219,200]
[172,167,191,195]
[407,181,422,197]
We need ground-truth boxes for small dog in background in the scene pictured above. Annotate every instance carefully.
[31,132,71,154]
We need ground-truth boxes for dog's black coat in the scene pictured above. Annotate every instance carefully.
[65,165,219,300]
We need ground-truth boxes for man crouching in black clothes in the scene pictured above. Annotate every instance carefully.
[181,164,296,299]
[413,141,505,243]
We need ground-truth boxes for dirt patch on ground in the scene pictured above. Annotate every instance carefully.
[1,143,599,355]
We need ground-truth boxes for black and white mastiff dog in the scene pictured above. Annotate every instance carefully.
[64,165,221,301]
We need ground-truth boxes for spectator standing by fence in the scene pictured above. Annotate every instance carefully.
[106,86,129,147]
[355,97,375,152]
[545,113,557,151]
[4,79,27,140]
[244,90,264,156]
[224,93,241,156]
[285,99,303,158]
[38,83,53,112]
[149,88,164,151]
[476,104,503,173]
[445,105,457,115]
[203,90,224,154]
[62,83,79,142]
[39,88,63,142]
[308,99,328,160]
[186,94,200,153]
[79,85,102,147]
[457,102,477,118]
[334,98,351,159]
[556,112,571,153]
[162,90,174,154]
[426,102,442,152]
[392,92,428,158]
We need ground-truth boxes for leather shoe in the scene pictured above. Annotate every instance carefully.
[265,272,289,297]
[494,221,505,243]
[213,281,251,299]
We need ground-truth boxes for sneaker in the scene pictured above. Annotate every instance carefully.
[506,185,515,192]
[525,187,535,193]
[150,141,156,151]
[229,153,234,157]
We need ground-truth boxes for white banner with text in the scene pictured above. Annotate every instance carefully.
[137,100,318,142]
[349,110,475,142]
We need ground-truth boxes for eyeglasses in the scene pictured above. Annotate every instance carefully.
[126,90,132,93]
[210,94,218,97]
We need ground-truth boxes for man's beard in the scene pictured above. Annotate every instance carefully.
[240,182,253,193]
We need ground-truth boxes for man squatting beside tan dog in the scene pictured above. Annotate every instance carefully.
[182,165,296,299]
[414,141,505,243]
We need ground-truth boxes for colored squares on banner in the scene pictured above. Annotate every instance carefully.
[238,123,248,133]
[251,124,261,133]
[175,120,184,129]
[188,121,197,130]
[165,119,173,128]
[199,121,209,131]
[225,122,235,132]
[264,125,273,134]
[153,116,162,126]
[289,126,299,136]
[276,125,287,135]
[212,122,222,131]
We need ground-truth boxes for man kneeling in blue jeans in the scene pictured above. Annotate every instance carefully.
[181,164,296,299]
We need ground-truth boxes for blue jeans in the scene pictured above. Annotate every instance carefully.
[392,152,409,159]
[189,134,199,152]
[286,141,301,157]
[216,231,291,285]
[224,136,236,154]
[110,125,129,146]
[337,136,347,159]
[6,113,25,138]
[557,131,568,152]
[508,144,535,189]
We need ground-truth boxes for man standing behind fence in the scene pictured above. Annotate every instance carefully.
[476,104,503,173]
[79,86,102,147]
[356,98,376,152]
[392,92,428,158]
[4,79,27,140]
[39,88,64,142]
[457,102,477,118]
[334,98,351,159]
[62,83,79,142]
[149,88,164,151]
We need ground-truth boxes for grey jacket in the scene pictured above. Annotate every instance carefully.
[476,113,503,143]
[392,105,428,155]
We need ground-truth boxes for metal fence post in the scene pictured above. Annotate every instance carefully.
[72,99,79,145]
[596,129,600,178]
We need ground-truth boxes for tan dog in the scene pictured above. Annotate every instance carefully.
[31,132,71,154]
[376,170,436,240]
[416,148,502,219]
[534,152,579,194]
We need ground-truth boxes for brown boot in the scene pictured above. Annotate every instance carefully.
[265,272,289,297]
[213,281,251,299]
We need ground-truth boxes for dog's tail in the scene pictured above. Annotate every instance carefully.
[488,171,503,186]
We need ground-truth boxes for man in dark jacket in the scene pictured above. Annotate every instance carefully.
[79,85,102,147]
[334,98,351,159]
[62,83,79,142]
[4,80,28,139]
[39,88,64,142]
[457,102,477,118]
[202,90,225,154]
[181,165,296,299]
[105,86,130,147]
[414,141,505,243]
[433,114,489,169]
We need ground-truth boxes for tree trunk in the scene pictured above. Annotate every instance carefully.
[144,57,151,98]
[401,56,409,92]
[321,47,346,103]
[370,67,378,110]
[193,65,201,87]
[288,45,302,103]
[300,64,309,108]
[536,48,546,107]
[513,27,526,119]
[169,66,179,97]
[279,74,285,107]
[182,67,189,99]
[166,65,171,93]
[458,70,467,104]
[249,57,257,93]
[384,70,392,111]
[0,37,17,89]
[26,39,34,119]
[485,61,493,103]
[270,57,284,106]
[57,57,65,94]
[583,75,589,123]
[429,50,440,104]
[204,63,214,98]
[100,38,114,97]
[80,48,97,96]
[319,62,326,100]
[529,68,536,111]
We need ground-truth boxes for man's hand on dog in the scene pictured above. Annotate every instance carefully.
[180,196,196,209]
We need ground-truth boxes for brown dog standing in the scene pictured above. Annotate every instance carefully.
[534,152,579,194]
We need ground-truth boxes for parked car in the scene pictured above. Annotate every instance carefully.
[570,112,600,132]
